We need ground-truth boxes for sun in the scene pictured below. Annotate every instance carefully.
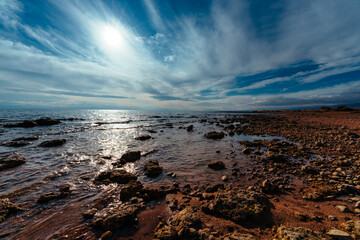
[101,25,123,49]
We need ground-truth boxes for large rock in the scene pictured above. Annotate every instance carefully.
[0,198,22,222]
[135,135,152,141]
[0,153,26,171]
[154,207,202,240]
[273,226,328,240]
[144,160,163,177]
[327,229,353,240]
[119,151,141,164]
[203,187,270,224]
[92,204,139,231]
[204,131,225,139]
[142,186,178,202]
[94,169,137,185]
[38,139,66,147]
[4,120,37,128]
[208,161,225,170]
[35,118,61,126]
[120,180,143,201]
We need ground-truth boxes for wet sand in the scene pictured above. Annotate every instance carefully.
[1,110,360,239]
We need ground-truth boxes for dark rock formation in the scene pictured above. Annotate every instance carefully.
[94,169,137,185]
[119,151,141,164]
[204,131,225,139]
[144,160,163,177]
[0,153,26,171]
[208,161,225,170]
[135,135,152,141]
[38,139,66,147]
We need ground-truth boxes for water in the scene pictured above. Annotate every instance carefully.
[0,109,271,238]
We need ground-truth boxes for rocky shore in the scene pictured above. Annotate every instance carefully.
[1,111,360,239]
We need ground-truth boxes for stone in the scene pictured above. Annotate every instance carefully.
[144,160,163,177]
[203,187,270,224]
[0,198,22,222]
[336,205,352,213]
[37,185,71,204]
[294,211,310,222]
[142,185,177,201]
[222,175,229,182]
[0,153,26,171]
[135,135,152,141]
[4,120,37,128]
[38,139,66,147]
[242,147,252,154]
[186,125,194,132]
[220,232,257,240]
[94,169,137,185]
[92,204,139,231]
[204,131,225,139]
[266,151,289,163]
[341,220,360,238]
[35,118,61,126]
[1,141,29,147]
[120,180,143,201]
[119,151,141,164]
[326,229,353,240]
[100,230,112,240]
[273,226,327,239]
[260,179,280,194]
[208,161,225,170]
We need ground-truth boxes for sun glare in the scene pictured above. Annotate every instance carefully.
[102,25,123,49]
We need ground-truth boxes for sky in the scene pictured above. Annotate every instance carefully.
[1,0,360,110]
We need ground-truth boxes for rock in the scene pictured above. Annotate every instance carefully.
[220,232,257,240]
[120,180,143,201]
[154,207,202,240]
[135,135,152,141]
[100,230,112,240]
[83,208,97,219]
[273,226,327,239]
[144,160,163,177]
[326,229,353,240]
[208,161,225,170]
[341,220,360,238]
[38,139,66,147]
[204,131,225,139]
[301,165,319,174]
[222,175,229,182]
[205,183,225,193]
[13,136,39,141]
[242,147,252,154]
[203,187,270,224]
[119,151,141,164]
[260,179,280,194]
[92,204,139,231]
[336,205,352,213]
[94,169,137,185]
[37,185,71,204]
[0,198,22,222]
[355,201,360,208]
[186,125,194,132]
[294,211,310,222]
[142,186,177,201]
[34,118,61,126]
[4,120,37,128]
[0,153,26,171]
[328,215,338,221]
[266,151,289,163]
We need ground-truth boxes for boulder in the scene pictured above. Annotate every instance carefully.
[204,131,225,139]
[38,139,66,147]
[35,118,61,126]
[144,160,163,177]
[94,169,137,185]
[202,187,270,224]
[120,180,143,201]
[119,151,141,164]
[0,153,26,171]
[208,161,225,170]
[0,198,23,222]
[4,120,37,128]
[273,226,328,239]
[135,135,152,141]
[92,204,139,231]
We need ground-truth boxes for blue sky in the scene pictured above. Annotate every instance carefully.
[1,0,360,110]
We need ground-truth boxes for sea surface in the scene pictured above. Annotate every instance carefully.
[0,109,276,238]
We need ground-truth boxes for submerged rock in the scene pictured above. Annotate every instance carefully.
[119,151,141,164]
[202,187,270,224]
[135,135,152,141]
[144,160,163,177]
[92,204,139,231]
[38,139,66,147]
[1,141,29,147]
[34,118,61,126]
[0,153,26,171]
[13,136,39,141]
[3,120,37,128]
[273,226,328,240]
[94,169,137,185]
[208,161,225,170]
[37,185,72,204]
[204,131,225,139]
[186,125,194,132]
[0,198,23,222]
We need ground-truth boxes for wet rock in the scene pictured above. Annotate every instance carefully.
[1,141,29,147]
[4,120,37,128]
[186,125,194,132]
[120,180,143,201]
[83,208,97,219]
[208,161,225,170]
[119,151,141,164]
[37,185,71,204]
[326,229,353,240]
[92,204,139,231]
[142,186,177,201]
[0,153,26,171]
[35,118,61,126]
[13,136,39,141]
[273,226,327,239]
[260,179,280,194]
[144,160,163,177]
[204,131,225,139]
[266,151,289,163]
[341,220,360,238]
[94,169,137,185]
[202,187,270,224]
[135,135,152,141]
[38,139,66,147]
[154,207,202,240]
[0,198,22,222]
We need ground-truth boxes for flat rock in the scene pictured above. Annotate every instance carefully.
[336,205,352,213]
[38,139,66,147]
[0,153,26,171]
[208,161,225,170]
[144,160,163,177]
[327,229,353,240]
[203,187,270,224]
[274,226,328,240]
[204,131,225,139]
